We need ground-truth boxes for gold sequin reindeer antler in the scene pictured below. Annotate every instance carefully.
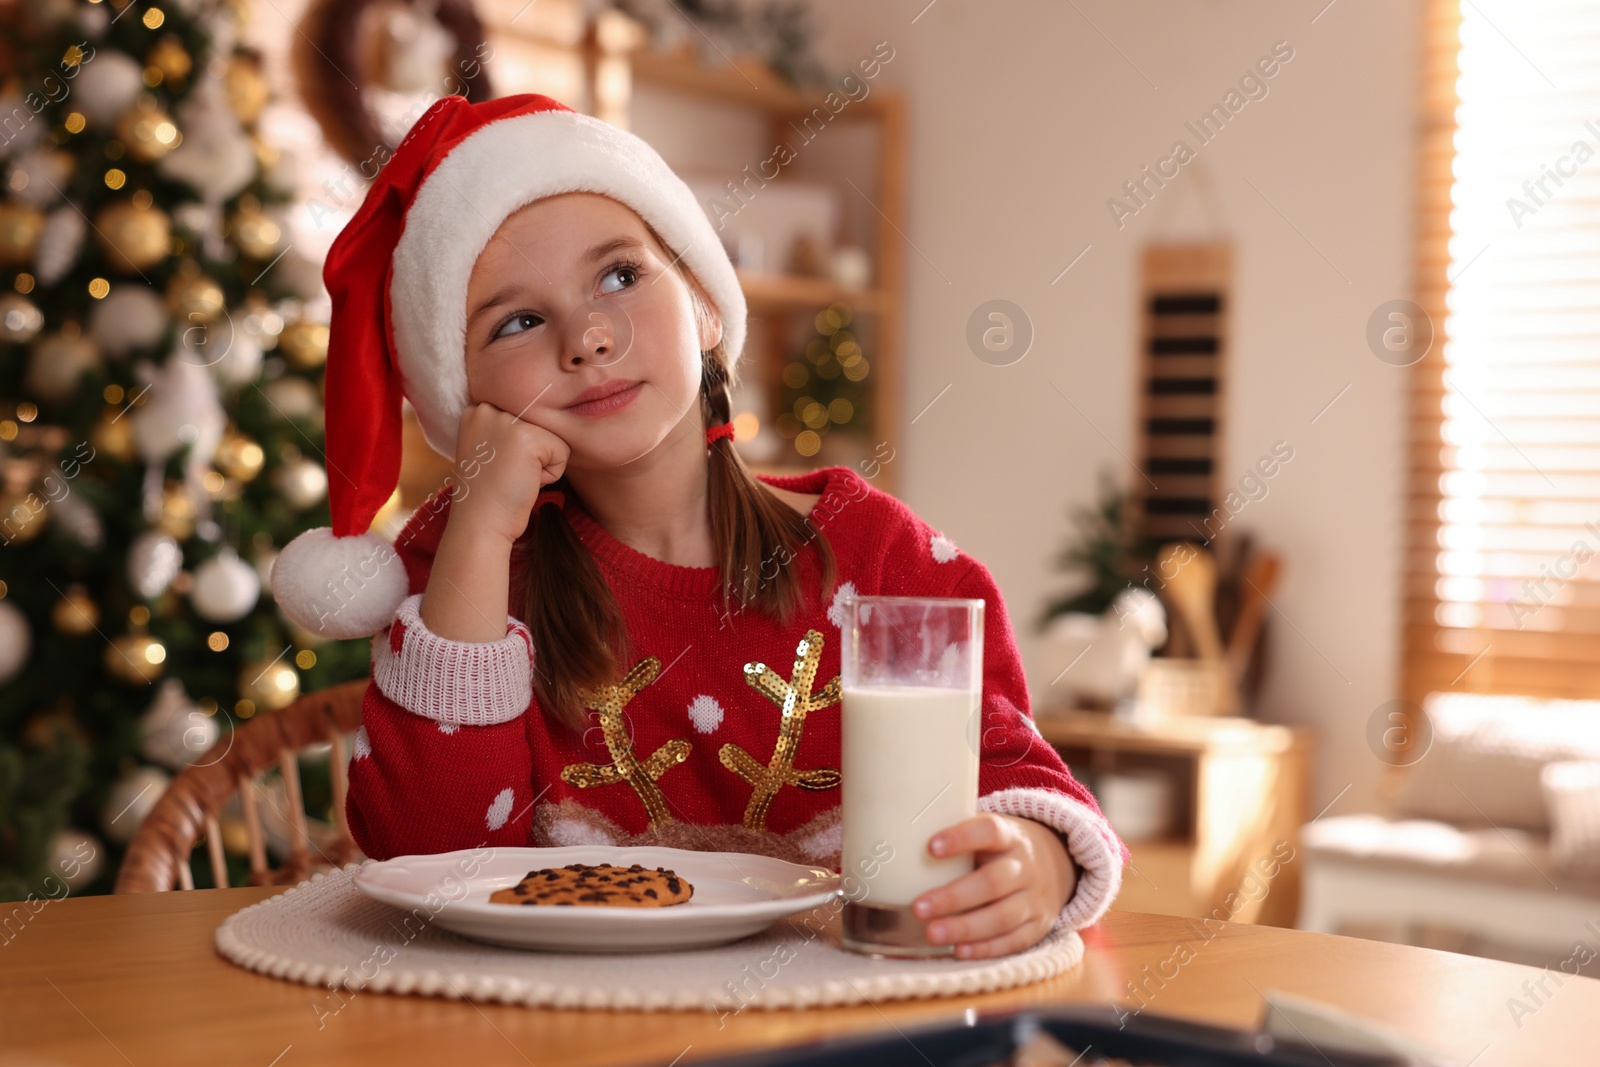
[560,655,691,828]
[720,629,842,832]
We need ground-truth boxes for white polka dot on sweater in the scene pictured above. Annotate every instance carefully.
[352,726,371,760]
[797,821,842,862]
[687,694,725,733]
[930,532,959,563]
[485,787,515,831]
[826,580,858,629]
[437,721,459,735]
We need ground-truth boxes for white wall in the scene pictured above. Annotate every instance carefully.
[788,0,1417,813]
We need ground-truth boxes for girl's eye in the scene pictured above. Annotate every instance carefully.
[492,312,543,341]
[599,261,642,295]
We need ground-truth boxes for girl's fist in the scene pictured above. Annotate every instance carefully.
[448,401,570,545]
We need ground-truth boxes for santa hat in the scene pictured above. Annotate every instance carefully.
[272,93,747,640]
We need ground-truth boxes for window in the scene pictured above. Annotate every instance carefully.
[1407,0,1600,700]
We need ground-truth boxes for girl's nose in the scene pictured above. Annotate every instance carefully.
[565,300,633,368]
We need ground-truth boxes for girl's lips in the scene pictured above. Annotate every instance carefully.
[565,380,644,416]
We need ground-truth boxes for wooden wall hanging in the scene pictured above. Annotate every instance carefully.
[1133,243,1233,546]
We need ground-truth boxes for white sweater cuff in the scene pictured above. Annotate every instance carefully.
[977,787,1124,931]
[370,592,534,726]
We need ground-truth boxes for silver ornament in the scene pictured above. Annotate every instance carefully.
[138,677,219,768]
[49,484,104,549]
[72,52,145,125]
[261,376,321,420]
[6,149,74,210]
[201,311,265,388]
[35,205,86,285]
[90,284,170,358]
[101,765,171,845]
[274,457,328,510]
[127,530,183,599]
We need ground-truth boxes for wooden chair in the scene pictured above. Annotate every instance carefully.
[115,679,369,893]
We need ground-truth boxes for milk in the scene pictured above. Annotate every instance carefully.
[839,684,980,906]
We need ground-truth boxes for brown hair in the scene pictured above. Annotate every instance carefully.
[509,237,837,732]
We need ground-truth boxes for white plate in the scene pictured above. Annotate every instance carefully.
[353,846,842,953]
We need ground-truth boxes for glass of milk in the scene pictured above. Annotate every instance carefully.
[837,594,984,957]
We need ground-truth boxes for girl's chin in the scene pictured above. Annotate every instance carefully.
[564,426,684,468]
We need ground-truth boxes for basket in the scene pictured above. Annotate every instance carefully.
[1135,658,1240,718]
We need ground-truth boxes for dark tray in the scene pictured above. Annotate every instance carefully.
[674,1004,1428,1067]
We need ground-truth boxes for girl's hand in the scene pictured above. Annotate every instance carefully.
[910,813,1078,959]
[449,400,571,546]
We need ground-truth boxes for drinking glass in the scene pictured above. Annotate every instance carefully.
[837,594,984,957]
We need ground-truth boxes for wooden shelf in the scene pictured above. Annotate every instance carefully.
[628,44,893,119]
[736,271,890,315]
[615,24,908,498]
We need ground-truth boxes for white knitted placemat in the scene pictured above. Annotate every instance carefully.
[215,863,1084,1012]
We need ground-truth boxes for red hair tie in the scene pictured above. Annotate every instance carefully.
[535,488,565,510]
[706,422,736,445]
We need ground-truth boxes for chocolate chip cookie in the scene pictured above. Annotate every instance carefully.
[487,862,694,907]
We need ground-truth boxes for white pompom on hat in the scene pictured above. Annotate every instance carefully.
[273,93,747,639]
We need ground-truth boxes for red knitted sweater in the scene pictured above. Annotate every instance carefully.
[346,464,1128,930]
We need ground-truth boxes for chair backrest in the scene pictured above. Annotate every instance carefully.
[115,679,369,893]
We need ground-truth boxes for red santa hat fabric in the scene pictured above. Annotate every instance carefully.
[272,93,747,640]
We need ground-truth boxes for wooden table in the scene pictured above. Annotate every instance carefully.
[5,885,1597,1066]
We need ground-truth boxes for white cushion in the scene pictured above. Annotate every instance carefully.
[1542,760,1600,873]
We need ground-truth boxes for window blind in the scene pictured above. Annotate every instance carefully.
[1406,0,1600,699]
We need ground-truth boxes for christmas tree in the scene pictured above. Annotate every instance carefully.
[0,0,378,900]
[775,302,872,463]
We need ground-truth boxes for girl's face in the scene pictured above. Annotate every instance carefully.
[462,192,721,469]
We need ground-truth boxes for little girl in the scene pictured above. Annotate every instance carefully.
[275,94,1127,960]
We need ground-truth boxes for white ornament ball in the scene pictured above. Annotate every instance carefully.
[131,355,224,467]
[74,52,146,125]
[128,530,183,599]
[172,201,212,234]
[275,457,328,510]
[101,765,171,845]
[190,546,261,622]
[50,487,104,549]
[139,678,219,768]
[204,311,264,388]
[35,204,86,286]
[0,600,30,685]
[5,148,73,209]
[156,77,256,200]
[0,94,47,158]
[27,332,100,402]
[254,547,279,594]
[77,0,109,38]
[263,248,329,305]
[91,285,169,358]
[262,376,321,420]
[46,829,104,892]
